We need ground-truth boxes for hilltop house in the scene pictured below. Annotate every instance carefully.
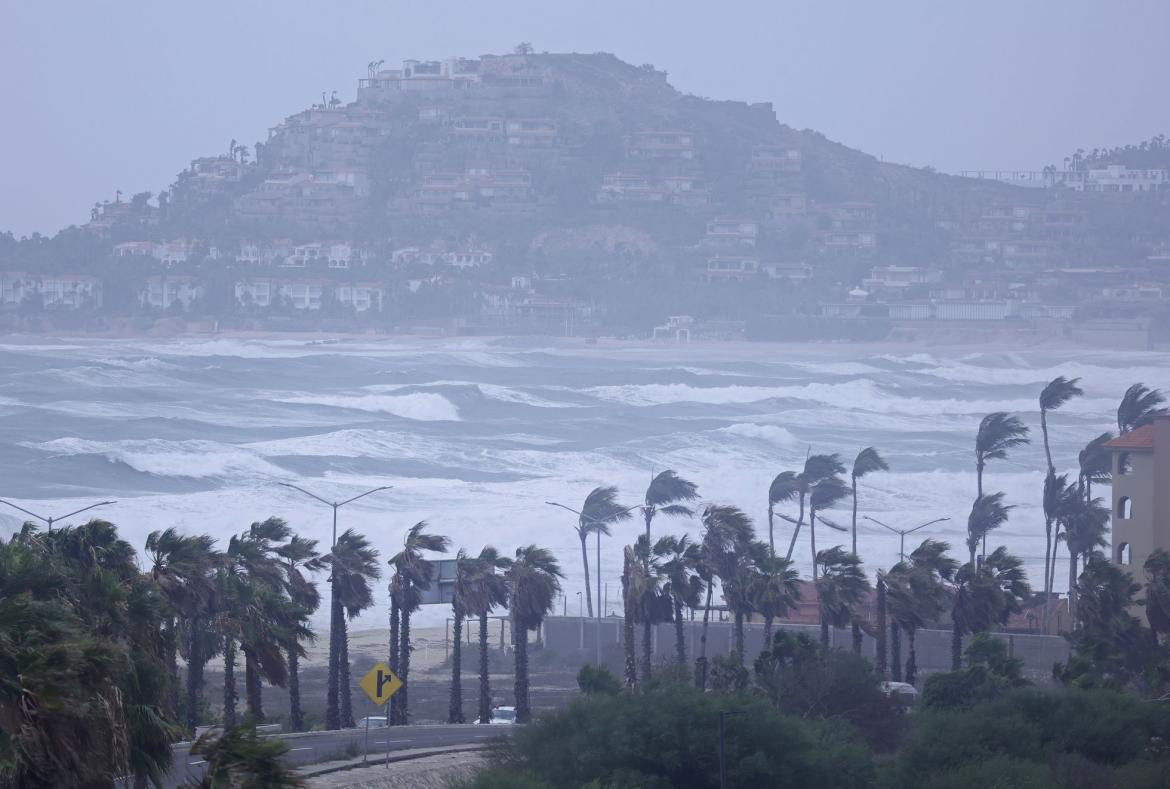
[139,276,203,311]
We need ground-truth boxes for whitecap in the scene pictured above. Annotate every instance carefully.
[275,392,460,421]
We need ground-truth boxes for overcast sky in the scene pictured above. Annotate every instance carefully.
[3,0,1168,237]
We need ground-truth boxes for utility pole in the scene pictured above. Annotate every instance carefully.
[863,515,949,562]
[0,498,115,533]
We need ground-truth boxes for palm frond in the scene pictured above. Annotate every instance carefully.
[976,412,1031,462]
[852,447,889,479]
[1040,376,1083,412]
[644,470,699,508]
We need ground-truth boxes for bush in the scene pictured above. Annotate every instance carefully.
[465,680,873,788]
[577,664,622,696]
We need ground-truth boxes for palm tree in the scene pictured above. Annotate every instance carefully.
[808,476,849,580]
[718,539,764,663]
[768,471,799,556]
[639,471,697,667]
[1041,474,1072,628]
[975,412,1030,500]
[875,574,888,676]
[783,454,846,562]
[324,529,381,729]
[388,522,448,726]
[507,546,563,722]
[145,528,218,734]
[850,448,889,556]
[275,535,323,732]
[889,539,956,683]
[574,486,633,618]
[629,536,673,681]
[747,554,800,645]
[464,547,510,724]
[815,547,871,648]
[966,493,1013,568]
[1078,432,1114,501]
[694,504,753,689]
[620,545,641,687]
[1117,383,1167,434]
[1039,377,1083,475]
[659,534,703,664]
[447,549,480,724]
[951,547,1029,669]
[1063,495,1110,622]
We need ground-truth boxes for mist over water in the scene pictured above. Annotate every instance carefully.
[1,336,1161,628]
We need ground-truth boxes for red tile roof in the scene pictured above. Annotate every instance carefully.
[1105,424,1155,450]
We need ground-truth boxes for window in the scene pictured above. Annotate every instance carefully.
[1117,542,1131,565]
[1118,452,1133,475]
[1118,496,1133,519]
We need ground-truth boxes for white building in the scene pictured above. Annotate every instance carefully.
[140,276,202,310]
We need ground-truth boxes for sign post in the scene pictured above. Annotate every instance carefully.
[359,661,403,766]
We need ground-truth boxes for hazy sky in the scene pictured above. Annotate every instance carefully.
[3,0,1168,237]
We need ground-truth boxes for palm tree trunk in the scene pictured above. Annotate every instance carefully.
[515,620,530,723]
[809,512,818,581]
[185,616,203,736]
[905,627,918,685]
[223,637,237,728]
[339,616,354,728]
[399,607,411,724]
[1042,513,1054,633]
[820,615,829,647]
[326,577,341,730]
[767,503,775,556]
[890,623,902,682]
[244,649,263,721]
[851,620,863,656]
[674,597,686,664]
[1047,530,1061,631]
[641,615,653,683]
[449,607,464,723]
[478,612,491,724]
[1041,410,1053,475]
[951,617,962,671]
[876,581,887,677]
[288,639,303,731]
[695,581,712,689]
[1068,551,1079,626]
[734,610,744,660]
[851,477,859,556]
[388,593,400,725]
[977,463,986,559]
[166,616,179,720]
[622,560,637,687]
[580,533,593,618]
[784,494,806,561]
[764,614,774,648]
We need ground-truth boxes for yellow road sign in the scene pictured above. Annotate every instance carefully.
[359,661,403,706]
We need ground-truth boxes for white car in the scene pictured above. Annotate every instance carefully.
[879,681,919,707]
[475,705,517,725]
[356,716,389,728]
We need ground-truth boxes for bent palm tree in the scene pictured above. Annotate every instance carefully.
[783,454,846,562]
[1117,383,1167,434]
[1063,494,1110,622]
[1078,432,1114,501]
[768,471,799,557]
[575,486,633,618]
[815,546,871,648]
[467,547,509,724]
[975,412,1030,501]
[324,529,381,729]
[507,546,563,722]
[748,554,800,645]
[388,522,447,725]
[850,448,888,556]
[951,547,1029,669]
[1039,377,1083,475]
[694,505,754,688]
[659,534,703,664]
[967,493,1013,569]
[808,476,849,580]
[448,550,472,724]
[639,471,697,666]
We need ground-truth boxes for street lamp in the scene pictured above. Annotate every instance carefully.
[546,499,641,668]
[279,482,392,730]
[863,515,950,562]
[718,709,746,789]
[0,498,115,533]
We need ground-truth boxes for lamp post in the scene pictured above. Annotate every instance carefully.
[718,709,746,789]
[279,482,392,729]
[0,498,115,533]
[863,515,949,562]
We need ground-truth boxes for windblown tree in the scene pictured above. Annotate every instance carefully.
[507,545,563,723]
[966,492,1013,569]
[1117,383,1168,434]
[638,471,697,667]
[573,486,633,619]
[950,546,1029,669]
[275,535,323,732]
[448,549,473,724]
[767,471,798,557]
[782,454,847,562]
[145,527,219,734]
[814,546,871,649]
[467,547,510,724]
[628,535,673,682]
[694,504,754,689]
[875,574,888,676]
[974,413,1030,509]
[747,554,800,646]
[659,534,703,664]
[386,522,445,726]
[322,529,381,729]
[1062,494,1110,622]
[1039,377,1083,475]
[806,476,850,580]
[719,539,766,663]
[888,539,956,684]
[850,447,888,556]
[1078,432,1114,501]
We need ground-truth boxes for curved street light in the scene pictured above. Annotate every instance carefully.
[863,515,950,562]
[0,498,116,533]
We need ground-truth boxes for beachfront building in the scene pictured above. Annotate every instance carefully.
[1107,417,1170,590]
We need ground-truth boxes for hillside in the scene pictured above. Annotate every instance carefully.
[2,51,1169,338]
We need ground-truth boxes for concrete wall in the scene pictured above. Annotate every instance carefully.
[542,616,1070,682]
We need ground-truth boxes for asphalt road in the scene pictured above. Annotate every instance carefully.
[159,723,512,788]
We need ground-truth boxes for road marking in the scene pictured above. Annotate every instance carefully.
[188,760,206,766]
[290,747,312,751]
[374,739,413,744]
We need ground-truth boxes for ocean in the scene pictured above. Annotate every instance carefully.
[0,336,1161,628]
